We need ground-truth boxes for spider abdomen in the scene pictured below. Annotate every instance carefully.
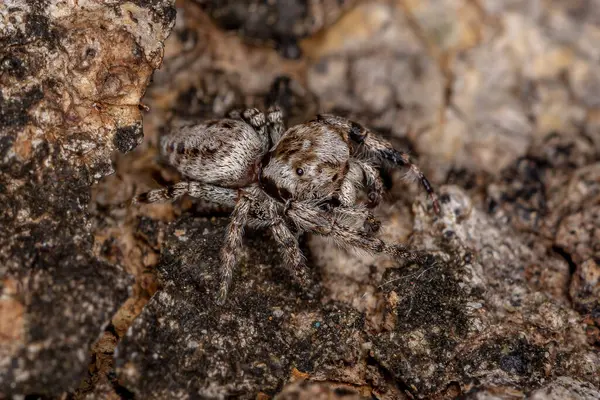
[161,119,269,188]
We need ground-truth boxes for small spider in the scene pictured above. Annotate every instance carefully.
[133,107,440,303]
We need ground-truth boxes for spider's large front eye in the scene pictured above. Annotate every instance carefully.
[296,168,304,176]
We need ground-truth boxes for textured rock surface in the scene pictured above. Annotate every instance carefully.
[0,0,175,396]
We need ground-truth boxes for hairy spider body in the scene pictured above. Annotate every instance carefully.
[134,107,439,303]
[162,119,267,188]
[260,121,351,203]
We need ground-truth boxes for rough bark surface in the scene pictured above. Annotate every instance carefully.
[0,0,175,396]
[2,0,600,399]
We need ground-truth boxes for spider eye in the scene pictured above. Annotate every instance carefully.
[296,168,304,176]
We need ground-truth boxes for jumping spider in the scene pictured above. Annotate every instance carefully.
[133,107,440,303]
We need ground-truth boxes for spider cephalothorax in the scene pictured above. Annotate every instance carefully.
[134,107,439,303]
[259,120,352,203]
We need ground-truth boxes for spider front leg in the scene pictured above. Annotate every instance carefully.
[286,202,427,264]
[334,206,381,235]
[337,162,382,232]
[317,114,440,214]
[339,160,385,209]
[268,214,310,286]
[355,160,385,208]
[319,196,381,234]
[328,224,427,263]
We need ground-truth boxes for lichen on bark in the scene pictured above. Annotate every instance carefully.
[0,0,175,396]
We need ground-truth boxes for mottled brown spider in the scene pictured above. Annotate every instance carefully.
[133,107,440,303]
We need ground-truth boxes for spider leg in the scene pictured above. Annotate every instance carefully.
[217,195,252,304]
[266,105,285,144]
[332,205,381,235]
[338,161,362,206]
[317,114,440,214]
[248,197,309,285]
[228,106,285,148]
[264,76,291,144]
[339,160,384,209]
[227,108,268,136]
[132,181,237,208]
[286,202,425,264]
[328,225,426,263]
[286,199,335,235]
[335,161,382,232]
[354,160,385,208]
[269,214,309,286]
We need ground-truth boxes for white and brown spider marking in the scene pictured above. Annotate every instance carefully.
[133,107,440,303]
